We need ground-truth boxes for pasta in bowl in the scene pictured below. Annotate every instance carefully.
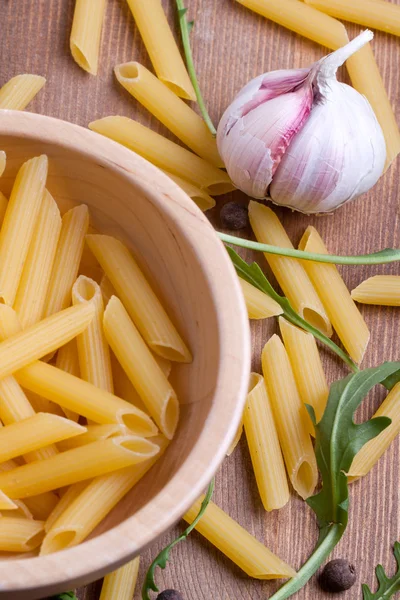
[0,110,250,599]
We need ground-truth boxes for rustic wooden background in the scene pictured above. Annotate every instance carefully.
[1,0,400,599]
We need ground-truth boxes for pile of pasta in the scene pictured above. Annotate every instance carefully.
[0,153,193,558]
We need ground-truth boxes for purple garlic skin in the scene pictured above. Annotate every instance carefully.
[217,31,386,214]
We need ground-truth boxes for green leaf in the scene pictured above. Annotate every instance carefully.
[50,593,78,600]
[176,0,216,136]
[142,479,215,600]
[362,542,400,600]
[226,246,358,372]
[219,232,400,266]
[267,363,397,600]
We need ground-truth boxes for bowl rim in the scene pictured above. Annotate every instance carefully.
[0,110,251,596]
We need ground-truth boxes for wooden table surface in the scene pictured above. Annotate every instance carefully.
[1,1,400,599]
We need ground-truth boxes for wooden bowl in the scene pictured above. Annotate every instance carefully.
[0,111,251,599]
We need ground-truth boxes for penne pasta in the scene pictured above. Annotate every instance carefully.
[15,390,65,418]
[14,190,62,327]
[235,0,348,50]
[57,424,126,451]
[244,373,289,510]
[45,481,89,533]
[239,277,283,320]
[162,172,216,212]
[55,339,80,421]
[262,335,318,499]
[248,202,331,335]
[351,275,400,307]
[70,0,106,75]
[126,0,195,100]
[0,303,95,380]
[89,117,234,195]
[346,43,400,170]
[0,413,85,463]
[304,0,400,39]
[86,234,191,362]
[0,518,44,552]
[0,151,6,176]
[23,494,59,522]
[183,498,296,579]
[72,276,113,392]
[104,296,179,439]
[114,62,222,167]
[1,305,156,437]
[279,317,329,434]
[226,420,243,456]
[299,226,370,363]
[111,352,148,414]
[100,274,116,306]
[100,557,140,600]
[0,155,47,305]
[44,204,89,317]
[0,491,18,511]
[348,382,400,480]
[0,192,8,228]
[10,500,33,520]
[0,74,46,110]
[0,436,159,498]
[41,436,168,554]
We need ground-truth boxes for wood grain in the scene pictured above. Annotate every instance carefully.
[0,0,399,598]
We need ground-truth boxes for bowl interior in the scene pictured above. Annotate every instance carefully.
[0,113,250,598]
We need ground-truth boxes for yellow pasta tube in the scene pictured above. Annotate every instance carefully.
[0,436,159,498]
[45,482,89,533]
[0,155,47,305]
[89,117,234,195]
[114,62,222,167]
[100,274,116,305]
[58,424,126,451]
[100,557,140,600]
[0,302,95,380]
[305,0,400,39]
[235,0,348,50]
[40,436,168,554]
[104,296,179,439]
[111,352,148,414]
[299,226,370,364]
[72,276,113,392]
[351,275,400,306]
[70,0,106,75]
[248,202,331,335]
[14,190,62,327]
[262,335,318,499]
[346,43,400,170]
[226,420,243,456]
[44,204,89,317]
[0,74,46,110]
[0,192,7,228]
[244,373,289,511]
[10,500,33,520]
[279,317,329,434]
[348,382,400,479]
[126,0,195,100]
[55,340,80,422]
[0,413,85,462]
[183,498,296,579]
[25,392,65,417]
[0,518,44,552]
[161,172,216,212]
[239,277,283,320]
[0,306,156,437]
[86,234,191,362]
[0,492,18,511]
[0,151,6,176]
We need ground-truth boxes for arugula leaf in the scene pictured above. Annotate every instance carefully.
[362,542,400,600]
[267,363,398,600]
[227,246,358,371]
[50,593,78,600]
[176,0,217,136]
[219,232,400,266]
[142,479,215,600]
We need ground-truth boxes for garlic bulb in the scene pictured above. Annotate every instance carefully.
[217,31,386,214]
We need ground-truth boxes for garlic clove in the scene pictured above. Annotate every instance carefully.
[218,82,313,198]
[270,81,386,213]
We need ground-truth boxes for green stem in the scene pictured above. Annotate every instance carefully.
[176,0,217,136]
[269,525,343,600]
[219,232,400,266]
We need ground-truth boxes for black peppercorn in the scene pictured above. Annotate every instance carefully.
[319,559,357,592]
[220,201,249,230]
[156,590,184,600]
